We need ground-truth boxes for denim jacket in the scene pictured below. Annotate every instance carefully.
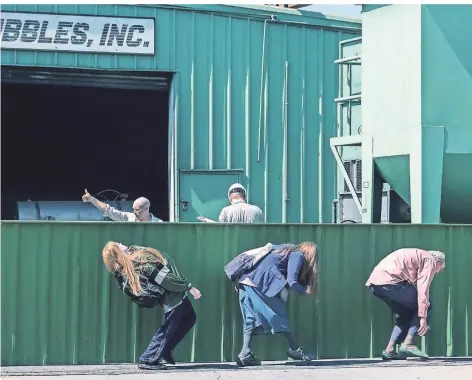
[240,249,307,297]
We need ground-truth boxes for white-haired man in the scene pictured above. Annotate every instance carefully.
[82,189,163,222]
[366,248,446,360]
[198,183,263,224]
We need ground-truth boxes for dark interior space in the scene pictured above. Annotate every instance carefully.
[1,79,170,221]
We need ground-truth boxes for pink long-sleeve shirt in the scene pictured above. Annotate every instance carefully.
[365,248,439,318]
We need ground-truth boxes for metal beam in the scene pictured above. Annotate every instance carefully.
[334,94,362,103]
[330,141,362,213]
[334,56,362,65]
[330,135,362,147]
[340,36,362,44]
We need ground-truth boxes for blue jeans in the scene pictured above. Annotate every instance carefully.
[139,297,196,364]
[370,282,432,344]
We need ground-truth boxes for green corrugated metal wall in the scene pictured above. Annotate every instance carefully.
[1,221,471,365]
[0,4,361,223]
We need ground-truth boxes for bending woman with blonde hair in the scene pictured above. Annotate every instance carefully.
[102,241,201,371]
[235,242,319,366]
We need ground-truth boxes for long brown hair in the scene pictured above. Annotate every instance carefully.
[102,241,166,295]
[296,241,319,296]
[276,241,319,296]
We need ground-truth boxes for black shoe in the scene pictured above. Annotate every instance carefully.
[236,352,262,367]
[287,347,315,361]
[158,352,176,365]
[138,362,167,370]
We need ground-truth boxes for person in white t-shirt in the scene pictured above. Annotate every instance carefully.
[198,183,263,224]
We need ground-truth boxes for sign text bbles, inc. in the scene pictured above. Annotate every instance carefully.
[0,12,155,55]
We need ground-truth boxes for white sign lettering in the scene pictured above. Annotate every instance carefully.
[0,12,155,55]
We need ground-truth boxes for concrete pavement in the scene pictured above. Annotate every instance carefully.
[2,358,472,380]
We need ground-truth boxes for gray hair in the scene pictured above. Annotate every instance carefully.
[429,250,445,264]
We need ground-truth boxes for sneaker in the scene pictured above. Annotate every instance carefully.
[381,350,407,361]
[158,352,176,365]
[398,344,429,359]
[287,347,315,361]
[236,352,262,367]
[138,362,167,370]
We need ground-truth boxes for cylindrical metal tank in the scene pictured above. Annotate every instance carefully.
[17,201,133,221]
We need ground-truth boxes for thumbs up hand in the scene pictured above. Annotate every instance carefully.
[82,189,92,203]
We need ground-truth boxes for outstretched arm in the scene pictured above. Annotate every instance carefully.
[82,189,132,221]
[82,189,107,212]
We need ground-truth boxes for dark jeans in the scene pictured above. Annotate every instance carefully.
[139,297,197,364]
[370,282,432,344]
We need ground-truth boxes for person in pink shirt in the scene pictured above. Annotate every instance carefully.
[366,248,445,360]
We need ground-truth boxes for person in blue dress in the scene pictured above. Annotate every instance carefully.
[235,241,320,366]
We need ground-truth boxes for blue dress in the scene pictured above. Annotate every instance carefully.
[238,250,307,334]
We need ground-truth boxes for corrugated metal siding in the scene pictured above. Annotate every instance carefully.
[1,221,471,365]
[0,4,360,223]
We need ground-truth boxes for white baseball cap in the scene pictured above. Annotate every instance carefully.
[228,183,246,197]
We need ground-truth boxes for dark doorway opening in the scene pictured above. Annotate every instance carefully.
[1,69,171,221]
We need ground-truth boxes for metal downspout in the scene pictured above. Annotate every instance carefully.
[282,61,289,223]
[257,19,268,162]
[318,30,324,223]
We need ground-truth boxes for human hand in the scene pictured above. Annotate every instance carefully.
[197,216,215,223]
[117,243,129,252]
[189,287,201,300]
[418,317,428,336]
[306,286,312,295]
[82,189,91,203]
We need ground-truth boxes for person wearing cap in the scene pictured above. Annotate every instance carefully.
[365,248,446,360]
[198,183,263,224]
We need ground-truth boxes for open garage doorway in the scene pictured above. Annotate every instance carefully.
[1,66,173,221]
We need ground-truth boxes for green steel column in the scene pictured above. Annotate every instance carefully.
[421,126,445,223]
[361,137,374,223]
[409,127,423,223]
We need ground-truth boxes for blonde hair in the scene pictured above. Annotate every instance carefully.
[429,250,445,264]
[296,241,319,297]
[102,241,166,295]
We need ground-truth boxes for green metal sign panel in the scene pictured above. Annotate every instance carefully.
[1,221,471,365]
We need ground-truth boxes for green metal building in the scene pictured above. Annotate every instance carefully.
[2,5,472,366]
[0,4,360,223]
